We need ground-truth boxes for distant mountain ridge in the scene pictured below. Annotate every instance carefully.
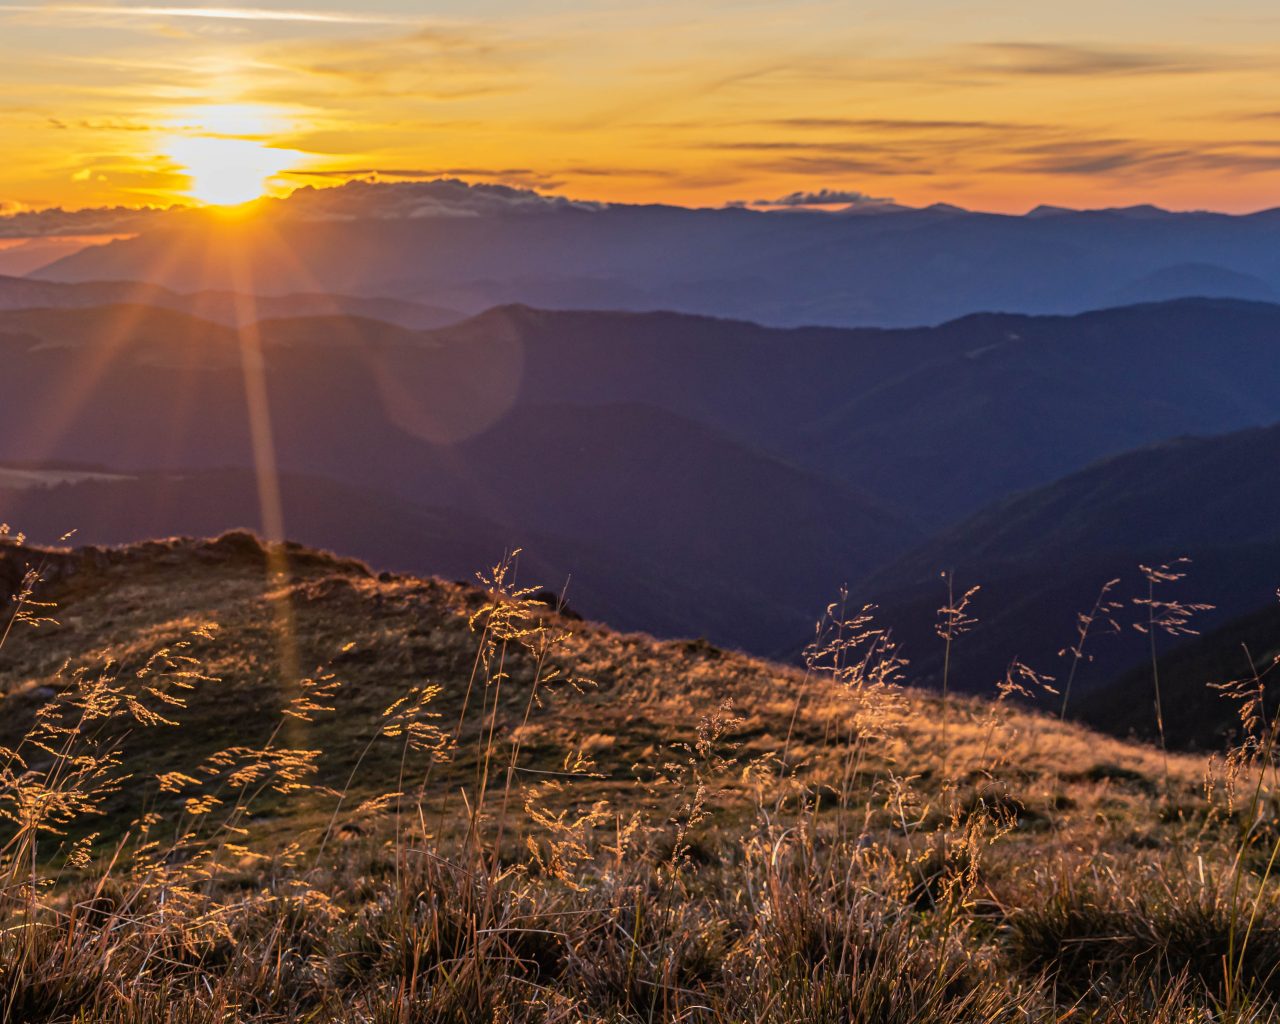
[408,298,1280,526]
[858,421,1280,706]
[1104,263,1277,307]
[0,274,462,329]
[875,423,1280,582]
[1076,598,1280,749]
[29,181,1280,328]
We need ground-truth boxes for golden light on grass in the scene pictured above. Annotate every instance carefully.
[162,103,301,207]
[0,529,1272,1020]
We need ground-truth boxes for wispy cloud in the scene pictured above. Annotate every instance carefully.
[999,137,1280,177]
[47,116,154,132]
[250,25,534,106]
[0,3,413,25]
[697,119,1280,186]
[955,42,1242,78]
[753,155,931,177]
[757,117,1047,135]
[700,139,929,177]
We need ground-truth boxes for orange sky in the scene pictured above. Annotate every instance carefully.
[3,1,1280,216]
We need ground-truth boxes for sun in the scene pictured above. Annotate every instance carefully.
[166,136,296,206]
[163,104,301,207]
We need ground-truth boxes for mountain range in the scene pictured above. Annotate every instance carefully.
[1,293,1278,676]
[25,181,1280,328]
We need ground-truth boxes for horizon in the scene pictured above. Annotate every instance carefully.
[2,176,1279,246]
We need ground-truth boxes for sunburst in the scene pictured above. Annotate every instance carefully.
[163,104,301,206]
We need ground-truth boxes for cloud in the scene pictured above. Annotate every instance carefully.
[48,117,154,133]
[258,25,533,103]
[693,97,1280,185]
[750,188,897,209]
[268,178,606,221]
[999,138,1280,177]
[0,205,170,238]
[699,138,927,177]
[745,152,931,177]
[727,130,1280,182]
[0,4,412,25]
[957,42,1235,78]
[0,180,604,242]
[758,117,1043,134]
[285,167,565,189]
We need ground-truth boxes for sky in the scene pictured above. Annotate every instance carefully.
[3,0,1280,216]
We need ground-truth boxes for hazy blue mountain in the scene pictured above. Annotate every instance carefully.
[860,422,1280,703]
[1105,263,1277,306]
[0,303,919,653]
[397,299,1280,526]
[3,296,1279,658]
[0,274,462,329]
[1076,598,1280,750]
[9,297,1280,530]
[0,237,100,277]
[0,464,815,647]
[876,424,1280,579]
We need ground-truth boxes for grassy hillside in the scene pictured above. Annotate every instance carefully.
[0,531,1183,827]
[3,534,1280,1021]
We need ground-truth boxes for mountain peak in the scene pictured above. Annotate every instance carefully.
[1025,204,1077,218]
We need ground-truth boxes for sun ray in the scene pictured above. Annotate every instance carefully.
[224,242,303,717]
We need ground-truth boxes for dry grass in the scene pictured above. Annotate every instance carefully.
[1,531,1278,1022]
